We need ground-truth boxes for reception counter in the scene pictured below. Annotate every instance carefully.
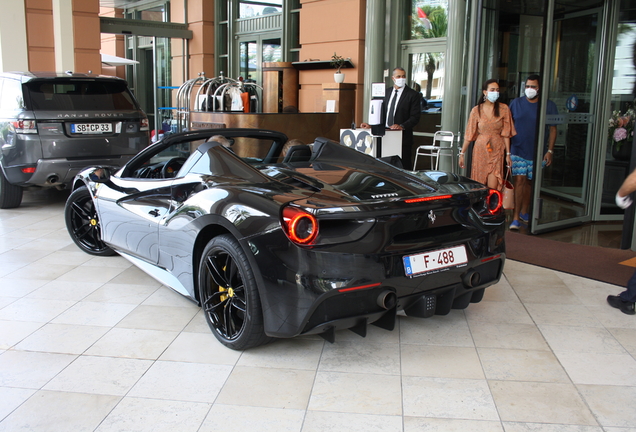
[189,111,352,145]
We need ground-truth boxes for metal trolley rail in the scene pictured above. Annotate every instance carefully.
[174,72,262,133]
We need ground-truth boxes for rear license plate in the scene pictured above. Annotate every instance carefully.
[403,245,468,277]
[71,123,112,134]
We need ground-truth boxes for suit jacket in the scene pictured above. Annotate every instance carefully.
[382,85,422,169]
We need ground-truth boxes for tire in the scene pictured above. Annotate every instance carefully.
[198,234,271,350]
[0,169,23,209]
[65,186,116,256]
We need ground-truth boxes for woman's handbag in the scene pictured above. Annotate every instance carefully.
[503,167,515,210]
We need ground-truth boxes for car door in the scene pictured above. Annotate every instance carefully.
[95,175,173,264]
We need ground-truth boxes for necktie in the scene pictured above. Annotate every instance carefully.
[387,89,397,127]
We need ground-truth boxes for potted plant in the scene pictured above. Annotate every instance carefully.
[608,107,635,160]
[331,52,347,83]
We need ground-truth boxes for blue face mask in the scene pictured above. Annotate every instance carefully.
[486,91,499,103]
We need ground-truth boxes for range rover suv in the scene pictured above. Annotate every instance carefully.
[0,71,149,208]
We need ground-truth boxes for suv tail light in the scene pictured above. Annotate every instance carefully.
[12,120,37,134]
[140,117,149,131]
[281,206,318,245]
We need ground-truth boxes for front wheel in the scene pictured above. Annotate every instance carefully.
[198,234,271,350]
[65,186,116,256]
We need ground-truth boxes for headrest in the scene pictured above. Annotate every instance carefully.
[283,145,313,163]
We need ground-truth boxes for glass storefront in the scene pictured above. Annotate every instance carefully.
[602,2,636,216]
[405,1,449,169]
[464,0,635,233]
[119,2,175,136]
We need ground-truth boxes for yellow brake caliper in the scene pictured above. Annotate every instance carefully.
[219,265,234,302]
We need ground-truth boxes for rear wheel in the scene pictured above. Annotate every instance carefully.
[198,234,271,350]
[0,170,23,209]
[65,186,116,256]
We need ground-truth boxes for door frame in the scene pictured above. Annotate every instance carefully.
[531,5,608,234]
[235,32,283,86]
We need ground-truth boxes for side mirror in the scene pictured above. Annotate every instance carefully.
[89,167,111,183]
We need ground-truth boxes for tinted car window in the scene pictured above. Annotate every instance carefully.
[0,79,26,110]
[26,80,137,111]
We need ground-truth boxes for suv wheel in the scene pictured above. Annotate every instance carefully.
[0,170,23,209]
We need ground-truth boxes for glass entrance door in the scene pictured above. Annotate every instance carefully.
[532,9,603,233]
[237,36,281,87]
[402,41,446,170]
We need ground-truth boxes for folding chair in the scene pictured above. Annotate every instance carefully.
[414,131,455,170]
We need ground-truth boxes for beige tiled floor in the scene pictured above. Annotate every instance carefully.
[1,189,636,432]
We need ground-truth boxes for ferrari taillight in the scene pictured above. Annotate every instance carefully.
[282,206,318,245]
[485,189,503,215]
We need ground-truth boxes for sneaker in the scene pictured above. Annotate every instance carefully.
[519,213,529,223]
[509,220,521,230]
[607,295,636,315]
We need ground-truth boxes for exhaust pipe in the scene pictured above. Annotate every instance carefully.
[47,174,59,184]
[462,270,481,288]
[377,290,397,310]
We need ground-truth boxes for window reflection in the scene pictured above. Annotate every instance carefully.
[409,1,448,40]
[240,0,282,19]
[411,51,445,111]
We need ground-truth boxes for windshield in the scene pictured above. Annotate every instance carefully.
[26,79,138,111]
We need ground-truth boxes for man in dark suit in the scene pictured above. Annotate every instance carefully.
[361,67,422,169]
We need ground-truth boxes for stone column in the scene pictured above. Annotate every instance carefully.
[0,0,28,71]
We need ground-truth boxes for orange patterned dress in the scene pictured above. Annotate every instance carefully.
[465,103,516,191]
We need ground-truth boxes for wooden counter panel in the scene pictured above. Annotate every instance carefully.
[189,112,351,144]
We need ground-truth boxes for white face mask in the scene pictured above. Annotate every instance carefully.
[525,88,538,99]
[486,91,499,103]
[394,78,406,88]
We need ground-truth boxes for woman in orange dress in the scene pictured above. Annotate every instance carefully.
[458,79,516,191]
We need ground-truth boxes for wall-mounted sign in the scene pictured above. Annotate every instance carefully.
[372,83,386,98]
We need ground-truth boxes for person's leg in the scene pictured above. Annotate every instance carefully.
[519,177,532,222]
[514,156,533,223]
[620,269,636,303]
[513,174,527,221]
[607,269,636,315]
[486,173,499,190]
[511,155,527,222]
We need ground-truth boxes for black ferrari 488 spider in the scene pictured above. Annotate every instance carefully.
[65,128,506,350]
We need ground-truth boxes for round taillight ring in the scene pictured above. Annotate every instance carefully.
[282,206,318,245]
[487,189,503,215]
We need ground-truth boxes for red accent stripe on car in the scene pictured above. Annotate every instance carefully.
[404,195,452,204]
[481,254,501,262]
[338,282,382,292]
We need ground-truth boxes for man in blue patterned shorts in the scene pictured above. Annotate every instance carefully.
[509,75,558,230]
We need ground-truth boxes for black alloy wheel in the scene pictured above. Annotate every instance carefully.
[65,186,116,256]
[198,234,270,350]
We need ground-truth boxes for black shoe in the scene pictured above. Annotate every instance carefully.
[607,295,636,315]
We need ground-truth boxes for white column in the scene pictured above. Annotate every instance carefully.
[52,0,74,72]
[438,0,466,172]
[362,0,386,124]
[0,0,29,72]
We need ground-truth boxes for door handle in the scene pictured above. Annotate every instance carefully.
[149,209,160,217]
